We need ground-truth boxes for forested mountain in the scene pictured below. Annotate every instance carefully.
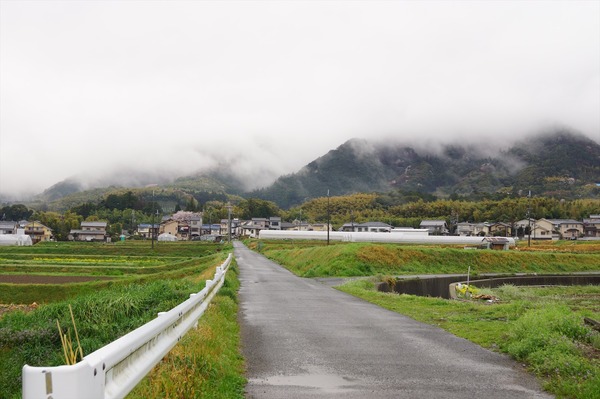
[21,129,600,211]
[508,131,600,196]
[251,130,600,208]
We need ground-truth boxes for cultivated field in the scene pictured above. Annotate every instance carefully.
[0,240,236,399]
[0,241,227,304]
[248,239,600,277]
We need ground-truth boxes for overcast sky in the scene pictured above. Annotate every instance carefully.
[1,0,599,198]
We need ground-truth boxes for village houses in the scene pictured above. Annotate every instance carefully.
[534,219,584,240]
[22,221,53,243]
[68,221,108,242]
[419,220,449,235]
[583,215,600,238]
[3,210,598,245]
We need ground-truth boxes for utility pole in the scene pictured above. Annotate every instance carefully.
[527,190,532,247]
[151,190,156,250]
[199,207,203,239]
[226,203,233,242]
[151,210,155,249]
[450,209,458,236]
[327,189,330,245]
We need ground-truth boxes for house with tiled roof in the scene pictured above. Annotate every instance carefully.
[23,221,53,243]
[582,215,600,238]
[420,220,449,235]
[137,224,160,239]
[536,218,583,240]
[340,221,392,233]
[489,222,512,237]
[69,221,107,242]
[0,221,17,235]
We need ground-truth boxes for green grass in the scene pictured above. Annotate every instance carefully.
[0,256,193,277]
[127,262,245,399]
[251,240,600,398]
[0,240,225,257]
[3,239,599,398]
[0,254,227,304]
[0,278,210,399]
[254,241,600,277]
[338,280,600,399]
[0,241,234,399]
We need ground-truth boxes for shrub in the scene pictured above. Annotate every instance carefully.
[505,305,596,385]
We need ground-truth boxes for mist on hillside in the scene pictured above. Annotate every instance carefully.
[1,2,598,200]
[2,125,594,204]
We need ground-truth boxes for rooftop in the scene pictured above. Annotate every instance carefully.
[81,221,108,227]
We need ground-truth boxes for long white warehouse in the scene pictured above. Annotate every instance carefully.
[258,230,515,248]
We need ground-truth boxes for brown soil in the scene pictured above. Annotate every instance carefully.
[0,275,114,284]
[0,302,39,318]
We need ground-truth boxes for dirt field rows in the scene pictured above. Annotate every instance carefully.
[0,275,115,284]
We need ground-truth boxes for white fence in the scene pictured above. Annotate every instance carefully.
[22,253,233,399]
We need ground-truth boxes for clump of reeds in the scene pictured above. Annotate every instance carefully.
[56,304,84,365]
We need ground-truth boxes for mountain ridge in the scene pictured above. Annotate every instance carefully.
[20,129,600,210]
[251,129,600,207]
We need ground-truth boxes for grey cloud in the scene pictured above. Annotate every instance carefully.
[1,1,598,198]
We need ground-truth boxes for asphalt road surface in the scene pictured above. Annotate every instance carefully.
[235,242,553,399]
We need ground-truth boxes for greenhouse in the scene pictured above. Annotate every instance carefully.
[0,234,32,246]
[157,232,178,241]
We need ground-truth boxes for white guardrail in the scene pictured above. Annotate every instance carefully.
[22,253,233,399]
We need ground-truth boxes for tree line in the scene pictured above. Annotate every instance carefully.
[284,192,600,231]
[2,190,599,241]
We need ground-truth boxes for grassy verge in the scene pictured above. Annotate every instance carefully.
[127,262,245,399]
[338,280,600,399]
[0,278,211,398]
[253,241,600,277]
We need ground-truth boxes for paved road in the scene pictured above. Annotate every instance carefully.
[235,242,552,399]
